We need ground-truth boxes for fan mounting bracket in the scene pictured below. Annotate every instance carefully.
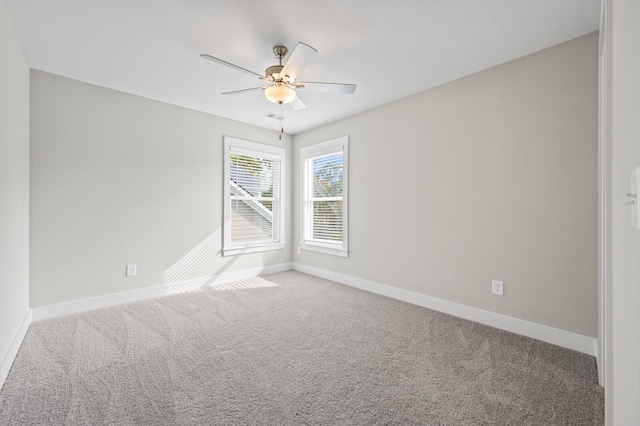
[273,46,288,59]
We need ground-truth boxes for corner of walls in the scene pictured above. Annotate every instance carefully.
[0,310,31,389]
[0,0,31,390]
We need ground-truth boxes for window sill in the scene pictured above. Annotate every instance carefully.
[223,243,286,257]
[298,242,348,258]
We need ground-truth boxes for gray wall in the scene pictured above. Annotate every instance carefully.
[30,71,292,307]
[293,33,598,337]
[606,0,640,423]
[29,33,599,340]
[0,0,30,361]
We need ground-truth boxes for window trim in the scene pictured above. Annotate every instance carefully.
[299,136,349,257]
[223,136,286,257]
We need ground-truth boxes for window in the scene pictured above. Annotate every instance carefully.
[223,137,285,256]
[299,136,348,257]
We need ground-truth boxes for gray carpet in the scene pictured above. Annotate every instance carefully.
[0,271,603,425]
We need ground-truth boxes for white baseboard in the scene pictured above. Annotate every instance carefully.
[32,262,292,321]
[292,263,597,356]
[27,260,597,358]
[0,309,32,390]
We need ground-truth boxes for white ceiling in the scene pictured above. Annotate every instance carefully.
[7,0,600,135]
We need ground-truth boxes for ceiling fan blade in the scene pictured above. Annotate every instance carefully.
[296,82,357,94]
[291,95,307,110]
[281,42,317,82]
[200,54,264,79]
[221,87,267,95]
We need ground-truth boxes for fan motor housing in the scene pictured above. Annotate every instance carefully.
[266,65,285,81]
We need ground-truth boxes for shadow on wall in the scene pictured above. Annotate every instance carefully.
[162,229,276,294]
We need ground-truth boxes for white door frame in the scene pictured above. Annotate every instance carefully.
[597,0,609,388]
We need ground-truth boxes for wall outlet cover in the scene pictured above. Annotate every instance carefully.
[631,166,639,230]
[492,280,504,296]
[126,264,137,277]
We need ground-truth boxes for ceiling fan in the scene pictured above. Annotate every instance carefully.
[200,42,356,137]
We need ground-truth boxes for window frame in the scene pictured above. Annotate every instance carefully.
[299,136,349,257]
[223,136,286,256]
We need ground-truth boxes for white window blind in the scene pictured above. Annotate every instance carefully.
[300,136,348,257]
[224,137,285,256]
[307,153,343,242]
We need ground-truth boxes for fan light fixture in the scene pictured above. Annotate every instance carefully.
[201,42,357,140]
[265,83,296,104]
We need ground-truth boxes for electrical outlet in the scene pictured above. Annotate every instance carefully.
[126,264,137,277]
[491,280,504,296]
[630,166,639,229]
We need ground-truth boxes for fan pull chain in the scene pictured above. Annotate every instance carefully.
[279,102,284,140]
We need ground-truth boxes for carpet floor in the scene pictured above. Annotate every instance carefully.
[0,271,603,425]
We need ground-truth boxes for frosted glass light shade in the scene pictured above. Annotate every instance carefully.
[265,84,296,104]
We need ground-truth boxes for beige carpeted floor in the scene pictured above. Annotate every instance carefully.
[0,271,603,425]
